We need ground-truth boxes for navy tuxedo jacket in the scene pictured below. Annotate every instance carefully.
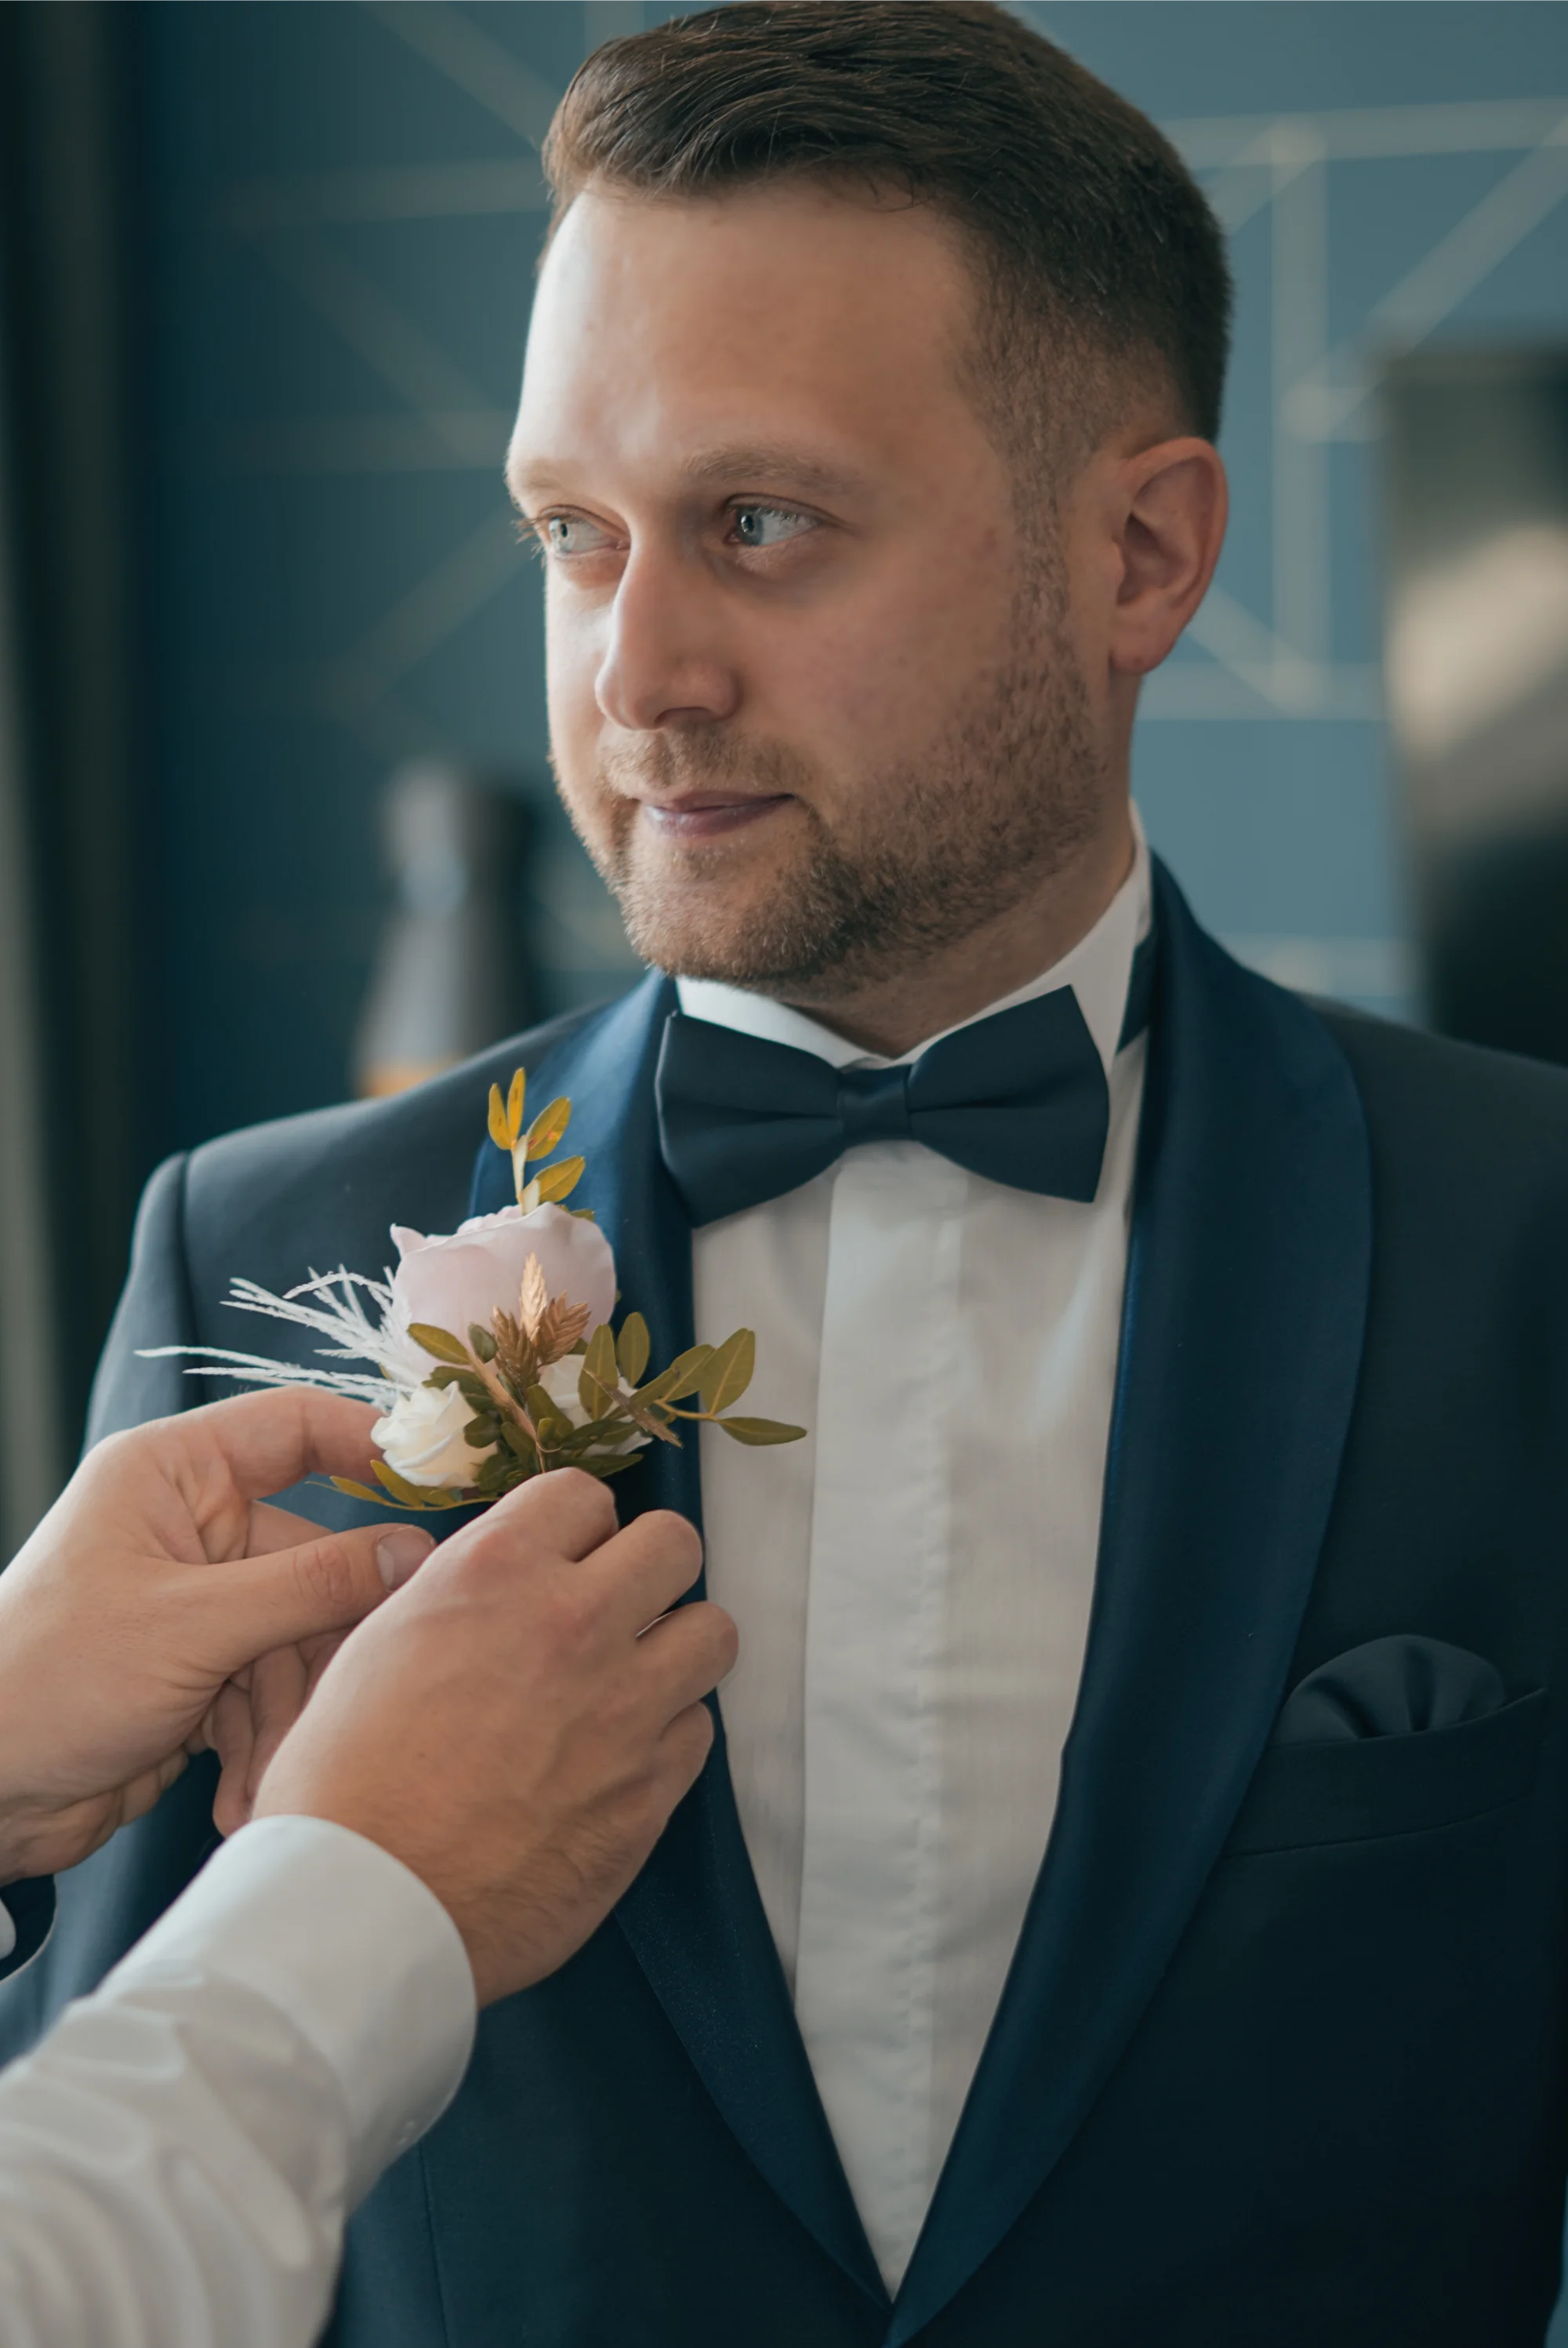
[11,862,1568,2345]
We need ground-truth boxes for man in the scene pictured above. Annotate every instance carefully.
[13,5,1568,2342]
[0,1388,729,2344]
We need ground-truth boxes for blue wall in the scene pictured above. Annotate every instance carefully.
[139,2,1568,1154]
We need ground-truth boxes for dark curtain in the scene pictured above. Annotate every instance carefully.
[0,2,147,1544]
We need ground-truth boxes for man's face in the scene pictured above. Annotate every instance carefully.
[509,180,1108,998]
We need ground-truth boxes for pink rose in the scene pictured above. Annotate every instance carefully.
[389,1202,616,1349]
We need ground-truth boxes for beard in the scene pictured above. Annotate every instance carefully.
[557,554,1108,1001]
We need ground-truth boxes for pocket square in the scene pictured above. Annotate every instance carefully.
[1274,1634,1507,1746]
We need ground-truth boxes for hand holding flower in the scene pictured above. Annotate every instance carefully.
[144,1063,804,1515]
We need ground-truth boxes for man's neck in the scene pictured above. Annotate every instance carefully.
[773,809,1137,1060]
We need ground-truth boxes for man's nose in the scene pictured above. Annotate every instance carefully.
[594,548,741,733]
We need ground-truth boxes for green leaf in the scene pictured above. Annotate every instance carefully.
[616,1311,650,1386]
[372,1459,435,1507]
[499,1419,538,1463]
[699,1328,755,1415]
[585,1448,644,1477]
[408,1321,469,1366]
[525,1383,574,1443]
[667,1343,716,1399]
[463,1416,500,1446]
[345,1468,468,1510]
[524,1094,572,1163]
[484,1460,533,1497]
[579,1323,619,1419]
[467,1323,498,1362]
[548,1419,596,1455]
[531,1154,585,1207]
[635,1343,713,1407]
[715,1416,808,1446]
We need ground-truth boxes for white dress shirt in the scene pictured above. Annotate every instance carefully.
[0,1815,474,2348]
[684,819,1151,2292]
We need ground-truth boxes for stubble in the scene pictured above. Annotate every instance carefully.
[558,548,1108,1002]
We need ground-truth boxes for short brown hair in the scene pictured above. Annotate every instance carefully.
[543,1,1232,453]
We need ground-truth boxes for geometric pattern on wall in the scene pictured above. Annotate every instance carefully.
[158,4,1568,1143]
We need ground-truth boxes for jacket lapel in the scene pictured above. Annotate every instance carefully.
[468,975,887,2312]
[889,863,1374,2344]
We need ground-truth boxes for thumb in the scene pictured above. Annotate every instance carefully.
[198,1522,434,1676]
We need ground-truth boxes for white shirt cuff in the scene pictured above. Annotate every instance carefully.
[104,1815,477,2204]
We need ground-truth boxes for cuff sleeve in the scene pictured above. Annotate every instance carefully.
[105,1815,476,2202]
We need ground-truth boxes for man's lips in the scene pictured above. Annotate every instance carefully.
[637,793,793,841]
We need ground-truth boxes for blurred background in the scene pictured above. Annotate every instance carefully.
[2,0,1567,1550]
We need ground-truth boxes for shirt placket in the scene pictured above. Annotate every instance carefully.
[792,1139,963,2292]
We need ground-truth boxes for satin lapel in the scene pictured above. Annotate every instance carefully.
[890,863,1374,2345]
[469,975,886,2311]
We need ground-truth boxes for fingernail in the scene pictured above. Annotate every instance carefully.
[376,1525,434,1590]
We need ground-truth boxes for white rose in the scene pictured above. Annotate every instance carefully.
[373,1379,490,1489]
[388,1203,615,1354]
[535,1356,648,1453]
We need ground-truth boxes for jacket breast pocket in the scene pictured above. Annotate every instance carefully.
[1225,1686,1548,1856]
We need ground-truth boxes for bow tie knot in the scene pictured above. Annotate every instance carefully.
[655,936,1155,1227]
[835,1064,916,1149]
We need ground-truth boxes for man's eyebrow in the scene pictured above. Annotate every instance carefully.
[678,445,860,499]
[506,461,561,512]
[506,446,862,509]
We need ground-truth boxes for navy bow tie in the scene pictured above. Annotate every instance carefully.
[655,932,1156,1227]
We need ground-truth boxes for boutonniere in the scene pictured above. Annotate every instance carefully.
[144,1069,804,1513]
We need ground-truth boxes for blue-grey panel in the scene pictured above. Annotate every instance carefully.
[140,2,1568,1145]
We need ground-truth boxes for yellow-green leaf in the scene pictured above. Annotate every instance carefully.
[616,1311,650,1386]
[407,1321,470,1366]
[524,1094,572,1164]
[579,1323,619,1419]
[699,1328,754,1415]
[531,1154,585,1207]
[372,1459,436,1507]
[487,1083,511,1154]
[636,1343,713,1406]
[506,1067,526,1145]
[329,1477,385,1503]
[715,1416,808,1446]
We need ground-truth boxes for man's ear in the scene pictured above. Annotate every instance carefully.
[1106,437,1228,677]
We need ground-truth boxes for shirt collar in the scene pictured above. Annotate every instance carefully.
[676,806,1152,1078]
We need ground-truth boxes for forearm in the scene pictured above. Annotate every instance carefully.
[0,1819,474,2348]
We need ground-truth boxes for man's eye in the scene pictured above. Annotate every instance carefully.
[543,514,609,557]
[731,504,814,550]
